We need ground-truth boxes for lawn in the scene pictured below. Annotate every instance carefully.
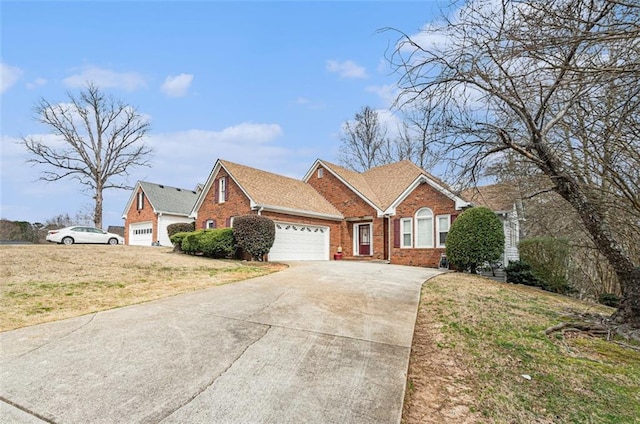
[402,273,640,424]
[0,244,285,331]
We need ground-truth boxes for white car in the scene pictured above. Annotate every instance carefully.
[46,226,125,245]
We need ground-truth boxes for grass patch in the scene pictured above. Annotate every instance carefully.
[0,245,285,331]
[403,273,640,424]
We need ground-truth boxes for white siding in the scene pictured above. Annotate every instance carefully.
[157,215,194,246]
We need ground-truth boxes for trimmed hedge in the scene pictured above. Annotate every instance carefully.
[446,206,504,273]
[169,231,191,252]
[167,222,195,239]
[175,228,236,258]
[232,215,275,261]
[519,237,572,294]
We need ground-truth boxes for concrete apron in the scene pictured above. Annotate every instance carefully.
[0,261,441,424]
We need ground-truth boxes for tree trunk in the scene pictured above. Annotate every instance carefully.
[94,188,103,229]
[552,175,640,327]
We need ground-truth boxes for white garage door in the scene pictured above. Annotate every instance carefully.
[129,222,153,246]
[269,222,329,261]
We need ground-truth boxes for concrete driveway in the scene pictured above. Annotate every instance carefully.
[1,261,441,424]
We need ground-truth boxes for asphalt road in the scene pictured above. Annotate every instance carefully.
[0,261,441,424]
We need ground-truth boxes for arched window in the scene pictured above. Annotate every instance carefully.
[415,208,434,248]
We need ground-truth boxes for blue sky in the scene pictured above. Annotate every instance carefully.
[1,1,445,227]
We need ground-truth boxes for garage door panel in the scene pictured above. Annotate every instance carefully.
[269,222,329,261]
[129,222,153,246]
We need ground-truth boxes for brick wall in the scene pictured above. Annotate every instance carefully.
[123,187,157,245]
[195,169,252,228]
[307,165,381,258]
[391,183,458,267]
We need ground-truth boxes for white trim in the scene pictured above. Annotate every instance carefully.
[352,222,373,256]
[415,208,434,248]
[401,217,413,248]
[383,175,470,216]
[218,177,227,203]
[254,203,343,221]
[436,214,450,248]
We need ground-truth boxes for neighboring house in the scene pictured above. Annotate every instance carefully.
[107,226,125,237]
[122,181,199,246]
[190,159,469,266]
[461,183,522,265]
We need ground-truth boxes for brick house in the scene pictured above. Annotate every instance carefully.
[189,159,469,266]
[122,181,199,246]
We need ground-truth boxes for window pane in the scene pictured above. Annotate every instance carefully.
[416,217,433,247]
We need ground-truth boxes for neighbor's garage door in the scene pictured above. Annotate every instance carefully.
[269,222,329,261]
[129,222,153,246]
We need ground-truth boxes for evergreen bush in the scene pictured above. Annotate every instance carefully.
[505,260,540,286]
[167,222,195,239]
[446,206,504,273]
[232,215,276,261]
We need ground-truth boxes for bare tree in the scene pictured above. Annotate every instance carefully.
[390,0,640,325]
[339,106,388,171]
[339,103,440,172]
[22,83,152,229]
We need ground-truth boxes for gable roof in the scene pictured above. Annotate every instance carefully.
[191,159,343,220]
[305,159,469,214]
[461,183,520,213]
[122,181,199,218]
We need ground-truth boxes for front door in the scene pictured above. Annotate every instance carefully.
[358,224,371,256]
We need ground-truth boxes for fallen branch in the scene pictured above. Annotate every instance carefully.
[544,321,608,335]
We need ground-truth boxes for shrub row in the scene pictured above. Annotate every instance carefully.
[167,222,195,239]
[169,215,276,261]
[171,228,235,258]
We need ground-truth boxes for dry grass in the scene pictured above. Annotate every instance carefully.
[403,272,640,424]
[0,244,285,331]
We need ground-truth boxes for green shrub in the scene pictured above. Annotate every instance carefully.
[232,215,276,261]
[505,260,540,287]
[169,231,191,252]
[598,293,620,308]
[446,206,504,273]
[198,228,235,258]
[167,222,195,239]
[178,229,236,258]
[519,237,572,294]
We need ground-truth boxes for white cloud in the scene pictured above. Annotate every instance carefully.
[63,65,146,91]
[26,77,47,89]
[366,84,399,107]
[160,73,194,97]
[1,63,23,93]
[326,60,368,79]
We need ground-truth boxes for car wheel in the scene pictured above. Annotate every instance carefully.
[108,238,119,245]
[62,237,74,245]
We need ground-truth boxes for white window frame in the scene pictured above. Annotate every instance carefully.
[206,219,216,229]
[436,214,450,248]
[317,168,324,178]
[415,208,434,248]
[401,218,413,248]
[219,177,227,203]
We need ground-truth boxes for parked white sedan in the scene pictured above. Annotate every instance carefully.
[46,226,125,245]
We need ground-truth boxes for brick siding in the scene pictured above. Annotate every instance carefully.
[124,187,157,245]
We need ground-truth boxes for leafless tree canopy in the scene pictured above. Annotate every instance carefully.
[22,83,152,229]
[339,104,441,172]
[389,0,640,325]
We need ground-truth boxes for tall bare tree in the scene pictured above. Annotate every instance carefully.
[339,106,388,171]
[390,0,640,326]
[22,83,152,229]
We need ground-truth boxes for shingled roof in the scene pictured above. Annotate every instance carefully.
[219,160,343,219]
[461,183,520,212]
[138,181,199,215]
[317,160,464,211]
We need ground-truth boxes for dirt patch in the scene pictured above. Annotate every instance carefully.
[0,244,285,331]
